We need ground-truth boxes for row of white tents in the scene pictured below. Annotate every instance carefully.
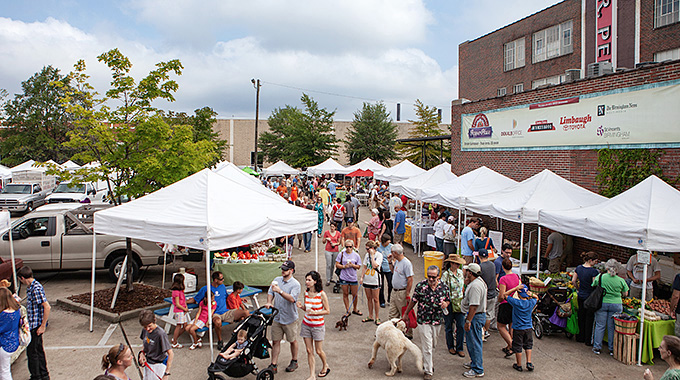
[0,159,94,181]
[264,157,426,182]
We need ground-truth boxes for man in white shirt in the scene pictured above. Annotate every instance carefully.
[432,213,447,252]
[388,193,403,219]
[544,228,566,273]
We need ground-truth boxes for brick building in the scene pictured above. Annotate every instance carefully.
[459,0,680,102]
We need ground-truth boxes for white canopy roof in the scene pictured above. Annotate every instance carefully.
[539,176,680,252]
[262,160,299,177]
[374,160,425,182]
[420,166,518,208]
[212,161,283,203]
[94,168,317,250]
[61,160,81,170]
[10,160,38,172]
[344,158,388,174]
[306,158,347,176]
[390,162,457,200]
[465,169,606,223]
[0,165,12,180]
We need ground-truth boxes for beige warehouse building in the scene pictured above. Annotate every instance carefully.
[213,119,448,168]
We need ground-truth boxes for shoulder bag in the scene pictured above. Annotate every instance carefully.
[19,314,31,347]
[584,274,605,311]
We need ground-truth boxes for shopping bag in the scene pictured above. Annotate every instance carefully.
[401,298,417,329]
[19,315,31,347]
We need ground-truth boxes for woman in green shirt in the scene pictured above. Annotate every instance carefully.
[441,254,466,357]
[592,259,629,355]
[644,335,680,380]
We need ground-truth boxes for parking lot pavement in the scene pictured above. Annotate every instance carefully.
[9,205,669,380]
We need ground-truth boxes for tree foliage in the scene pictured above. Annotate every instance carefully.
[162,106,226,166]
[345,102,398,165]
[57,49,219,202]
[259,94,337,168]
[397,100,449,169]
[0,66,77,166]
[596,148,667,197]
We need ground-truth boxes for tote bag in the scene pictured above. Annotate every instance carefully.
[584,274,605,311]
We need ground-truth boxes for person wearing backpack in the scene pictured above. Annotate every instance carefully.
[331,198,345,231]
[591,259,629,355]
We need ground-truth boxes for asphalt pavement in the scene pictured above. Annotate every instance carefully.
[9,204,670,380]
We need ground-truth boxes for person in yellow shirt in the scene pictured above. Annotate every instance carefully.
[318,185,330,222]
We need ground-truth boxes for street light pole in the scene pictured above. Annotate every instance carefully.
[251,78,261,170]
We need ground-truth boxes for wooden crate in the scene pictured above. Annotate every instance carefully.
[613,332,639,365]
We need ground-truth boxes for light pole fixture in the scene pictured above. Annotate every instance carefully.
[251,78,261,170]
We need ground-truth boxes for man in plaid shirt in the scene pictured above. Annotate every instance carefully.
[18,266,51,380]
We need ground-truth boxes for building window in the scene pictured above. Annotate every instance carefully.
[533,20,573,63]
[655,47,680,61]
[513,83,524,93]
[531,74,566,89]
[497,87,507,96]
[655,0,680,28]
[504,38,525,71]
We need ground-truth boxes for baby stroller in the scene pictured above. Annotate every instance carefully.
[208,306,278,380]
[532,286,573,339]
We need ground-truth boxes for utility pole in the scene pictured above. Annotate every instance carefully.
[251,79,261,170]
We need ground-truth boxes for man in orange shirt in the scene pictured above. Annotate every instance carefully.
[340,221,361,248]
[277,182,288,198]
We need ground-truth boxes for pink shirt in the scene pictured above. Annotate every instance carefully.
[498,273,521,304]
[323,230,341,252]
[172,290,187,312]
[197,300,216,323]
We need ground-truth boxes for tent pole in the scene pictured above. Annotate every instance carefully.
[537,226,542,274]
[519,223,525,276]
[206,250,214,359]
[89,229,97,332]
[637,260,648,366]
[8,215,17,295]
[315,229,319,272]
[161,249,167,289]
[457,209,462,254]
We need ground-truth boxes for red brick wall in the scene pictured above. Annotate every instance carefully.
[640,0,680,62]
[450,60,680,264]
[459,0,582,101]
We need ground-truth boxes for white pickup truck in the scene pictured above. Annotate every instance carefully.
[46,182,107,204]
[0,204,168,281]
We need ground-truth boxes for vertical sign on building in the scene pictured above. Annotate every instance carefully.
[596,0,613,62]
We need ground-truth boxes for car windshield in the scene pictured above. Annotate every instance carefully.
[1,185,32,194]
[54,183,86,193]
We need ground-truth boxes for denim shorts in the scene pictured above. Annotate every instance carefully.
[339,280,358,286]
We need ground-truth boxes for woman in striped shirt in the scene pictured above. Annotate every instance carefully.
[297,271,331,379]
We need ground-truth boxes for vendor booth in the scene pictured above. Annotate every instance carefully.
[374,159,425,183]
[262,160,299,177]
[306,158,346,176]
[343,158,387,175]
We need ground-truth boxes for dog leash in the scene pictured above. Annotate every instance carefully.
[143,362,165,380]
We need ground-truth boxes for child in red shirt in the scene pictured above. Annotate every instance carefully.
[227,281,248,311]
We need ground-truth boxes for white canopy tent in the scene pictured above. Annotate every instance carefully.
[61,160,81,171]
[213,161,263,188]
[374,160,425,183]
[306,158,346,176]
[465,169,606,273]
[10,160,37,172]
[538,175,679,364]
[343,158,388,175]
[262,161,299,177]
[0,165,12,181]
[92,168,317,358]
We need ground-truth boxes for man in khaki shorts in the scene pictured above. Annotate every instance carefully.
[265,260,301,373]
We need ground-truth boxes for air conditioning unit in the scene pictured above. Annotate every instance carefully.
[587,62,613,78]
[564,69,581,82]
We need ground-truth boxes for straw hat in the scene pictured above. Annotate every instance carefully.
[443,254,466,265]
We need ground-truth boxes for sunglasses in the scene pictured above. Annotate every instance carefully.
[427,275,438,280]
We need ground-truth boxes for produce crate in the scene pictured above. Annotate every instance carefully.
[614,317,638,335]
[529,284,548,294]
[613,332,638,365]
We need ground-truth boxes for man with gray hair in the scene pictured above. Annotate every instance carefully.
[388,244,414,337]
[403,265,450,380]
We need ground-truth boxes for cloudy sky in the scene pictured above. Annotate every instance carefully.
[0,0,560,124]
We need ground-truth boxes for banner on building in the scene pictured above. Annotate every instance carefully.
[460,81,680,151]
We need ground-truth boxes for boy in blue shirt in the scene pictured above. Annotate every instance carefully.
[505,284,538,372]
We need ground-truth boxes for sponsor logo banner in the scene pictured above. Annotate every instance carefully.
[461,82,680,150]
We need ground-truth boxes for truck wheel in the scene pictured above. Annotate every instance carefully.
[26,202,33,212]
[108,255,139,282]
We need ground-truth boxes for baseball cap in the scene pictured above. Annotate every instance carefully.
[477,249,488,258]
[280,260,295,270]
[517,284,530,298]
[463,263,482,275]
[447,216,455,222]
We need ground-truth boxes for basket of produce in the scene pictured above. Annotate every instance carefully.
[528,277,548,293]
[613,313,638,335]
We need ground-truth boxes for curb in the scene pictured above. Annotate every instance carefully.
[56,298,167,323]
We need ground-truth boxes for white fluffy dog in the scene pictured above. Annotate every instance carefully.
[368,318,423,376]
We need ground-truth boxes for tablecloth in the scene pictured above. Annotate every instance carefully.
[213,262,282,286]
[404,224,434,245]
[640,319,676,364]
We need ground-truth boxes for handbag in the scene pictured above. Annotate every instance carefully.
[584,274,605,311]
[401,298,417,329]
[19,314,31,347]
[335,251,344,277]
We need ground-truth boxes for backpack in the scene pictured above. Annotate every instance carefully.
[333,205,345,221]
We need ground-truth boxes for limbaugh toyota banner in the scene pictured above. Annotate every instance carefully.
[460,81,680,151]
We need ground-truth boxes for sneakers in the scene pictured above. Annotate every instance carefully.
[267,364,278,374]
[217,341,224,351]
[593,348,601,355]
[285,360,298,372]
[463,362,472,369]
[482,331,490,341]
[463,369,484,377]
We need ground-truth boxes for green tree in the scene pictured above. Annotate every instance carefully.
[0,66,77,166]
[596,148,667,197]
[345,102,398,165]
[259,93,337,167]
[162,106,226,166]
[397,99,449,169]
[58,50,218,202]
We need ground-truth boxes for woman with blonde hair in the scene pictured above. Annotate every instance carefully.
[0,287,21,379]
[474,226,495,258]
[101,343,133,380]
[360,240,383,324]
[592,258,629,355]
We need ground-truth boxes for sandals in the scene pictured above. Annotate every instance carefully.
[513,363,523,372]
[190,339,202,350]
[362,318,374,323]
[352,310,363,316]
[503,347,514,358]
[171,341,183,349]
[375,319,381,325]
[318,367,331,377]
[526,362,534,371]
